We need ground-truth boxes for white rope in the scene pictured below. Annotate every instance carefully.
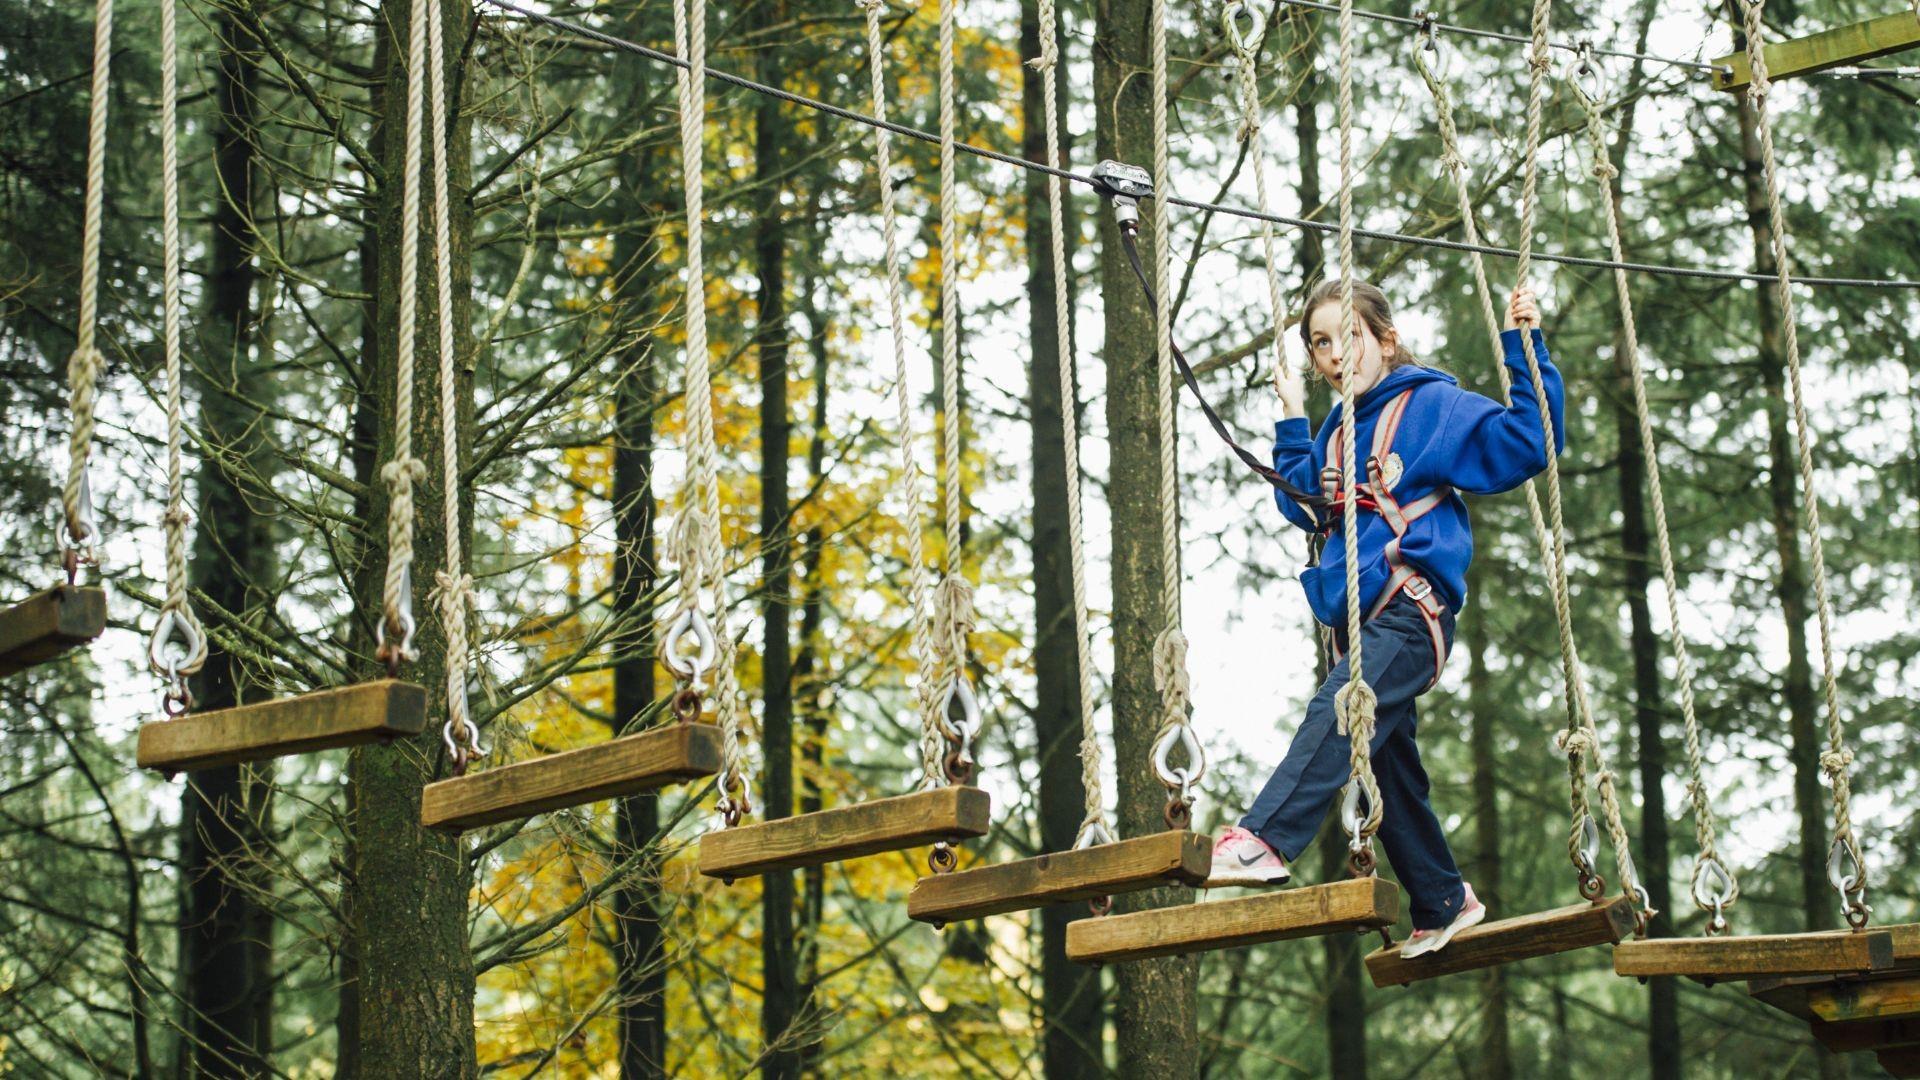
[63,0,113,572]
[932,0,981,784]
[669,0,751,822]
[1331,0,1383,857]
[1222,2,1288,399]
[424,0,484,770]
[1575,80,1736,927]
[1146,0,1205,830]
[1741,0,1866,925]
[377,0,432,672]
[857,0,945,790]
[1030,0,1110,848]
[147,0,207,712]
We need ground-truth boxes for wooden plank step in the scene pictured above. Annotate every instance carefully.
[1804,975,1920,1024]
[1365,896,1637,988]
[136,680,427,773]
[908,831,1210,926]
[1615,929,1894,982]
[1065,877,1401,966]
[1812,1015,1920,1054]
[0,586,107,677]
[698,786,991,881]
[421,723,722,831]
[1711,12,1920,91]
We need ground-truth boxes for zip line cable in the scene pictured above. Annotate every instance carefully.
[476,0,1920,292]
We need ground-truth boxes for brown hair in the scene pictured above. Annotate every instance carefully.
[1297,279,1421,379]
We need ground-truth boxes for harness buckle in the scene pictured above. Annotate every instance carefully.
[1403,575,1433,602]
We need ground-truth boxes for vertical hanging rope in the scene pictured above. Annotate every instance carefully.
[932,0,982,786]
[1029,0,1109,847]
[425,0,484,773]
[1329,0,1383,864]
[1510,0,1647,921]
[147,0,208,715]
[1740,0,1867,927]
[1146,0,1206,831]
[377,0,433,673]
[1221,2,1287,399]
[668,0,752,824]
[63,0,113,575]
[1575,74,1737,929]
[858,0,946,791]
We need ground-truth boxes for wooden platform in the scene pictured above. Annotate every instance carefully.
[1065,877,1401,965]
[698,785,991,881]
[1752,969,1920,1026]
[907,830,1209,925]
[1365,896,1638,988]
[1615,929,1894,982]
[0,585,107,677]
[136,680,427,773]
[1711,11,1920,91]
[421,723,722,831]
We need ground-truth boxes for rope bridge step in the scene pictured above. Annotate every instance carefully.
[698,786,991,881]
[1750,956,1920,1072]
[136,680,427,774]
[421,723,722,831]
[1615,929,1894,983]
[1065,878,1402,965]
[1711,12,1920,91]
[1364,896,1637,987]
[907,831,1209,926]
[0,586,107,677]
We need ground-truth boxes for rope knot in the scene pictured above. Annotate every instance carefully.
[1151,626,1192,701]
[380,456,427,487]
[1026,43,1057,71]
[1528,50,1554,75]
[1820,748,1855,778]
[1439,150,1465,173]
[431,569,476,611]
[1555,728,1596,759]
[1591,159,1619,181]
[1333,678,1378,737]
[163,506,193,530]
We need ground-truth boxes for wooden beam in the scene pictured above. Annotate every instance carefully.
[1064,878,1401,965]
[1365,896,1638,988]
[136,680,427,773]
[1882,1048,1920,1079]
[421,723,722,831]
[0,586,106,677]
[697,786,992,880]
[908,831,1210,925]
[1615,929,1894,982]
[1805,976,1920,1024]
[1711,12,1920,91]
[1812,1015,1920,1054]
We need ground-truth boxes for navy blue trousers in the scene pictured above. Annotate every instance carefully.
[1239,595,1468,930]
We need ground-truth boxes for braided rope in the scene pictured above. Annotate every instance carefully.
[1223,5,1287,399]
[1030,0,1109,847]
[932,0,981,783]
[377,0,432,670]
[1329,0,1383,856]
[425,0,484,770]
[148,0,207,709]
[1741,0,1866,925]
[64,0,113,571]
[1576,83,1736,925]
[669,0,751,821]
[1513,0,1644,916]
[858,0,946,790]
[1146,0,1205,829]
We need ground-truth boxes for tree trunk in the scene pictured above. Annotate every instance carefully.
[1023,0,1102,1075]
[611,140,668,1079]
[1462,556,1510,1080]
[753,16,801,1069]
[343,4,477,1073]
[1095,0,1198,1072]
[181,11,275,1076]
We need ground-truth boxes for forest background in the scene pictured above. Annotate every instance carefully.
[2,0,1917,1076]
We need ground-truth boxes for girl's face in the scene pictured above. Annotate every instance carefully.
[1305,301,1397,398]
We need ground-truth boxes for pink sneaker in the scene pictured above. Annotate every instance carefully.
[1401,883,1486,958]
[1208,826,1291,887]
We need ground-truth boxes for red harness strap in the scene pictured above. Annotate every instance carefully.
[1320,389,1450,687]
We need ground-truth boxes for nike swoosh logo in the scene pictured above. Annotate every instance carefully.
[1236,852,1269,867]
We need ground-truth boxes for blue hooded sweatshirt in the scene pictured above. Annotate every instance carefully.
[1273,328,1565,628]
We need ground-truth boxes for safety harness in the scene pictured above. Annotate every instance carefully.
[1319,388,1451,687]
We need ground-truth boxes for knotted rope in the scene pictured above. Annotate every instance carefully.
[64,0,114,575]
[1221,2,1288,400]
[1741,0,1867,927]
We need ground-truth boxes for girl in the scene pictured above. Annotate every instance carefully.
[1209,280,1562,960]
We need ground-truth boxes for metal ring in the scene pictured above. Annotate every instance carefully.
[671,687,704,724]
[1220,0,1265,53]
[938,676,983,744]
[1691,858,1736,914]
[928,842,958,875]
[1151,722,1205,794]
[1088,895,1113,918]
[1163,797,1192,831]
[147,608,208,681]
[662,607,717,684]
